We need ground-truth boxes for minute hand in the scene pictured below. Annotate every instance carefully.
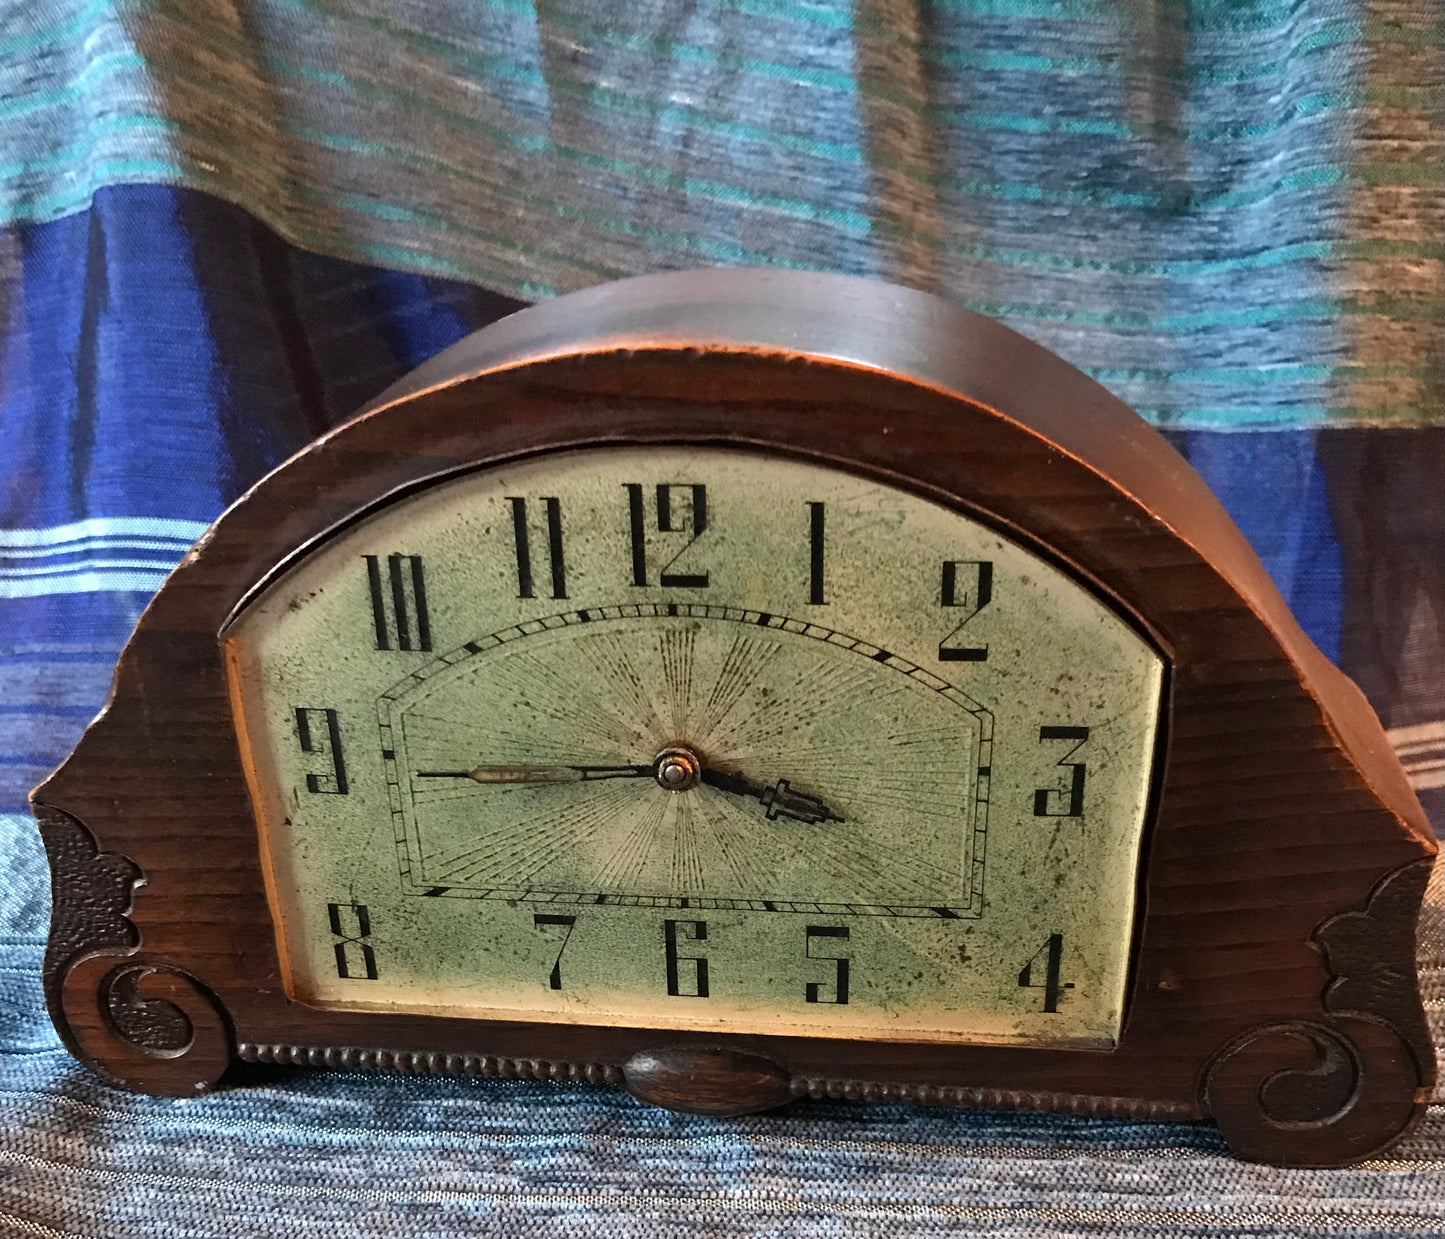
[416,764,654,784]
[699,769,842,824]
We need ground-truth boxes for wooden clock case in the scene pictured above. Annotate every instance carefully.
[31,269,1437,1167]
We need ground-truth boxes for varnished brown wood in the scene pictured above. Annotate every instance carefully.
[30,269,1437,1166]
[623,1047,794,1116]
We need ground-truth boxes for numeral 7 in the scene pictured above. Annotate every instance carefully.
[533,913,576,990]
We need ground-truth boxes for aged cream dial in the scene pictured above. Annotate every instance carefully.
[224,447,1162,1048]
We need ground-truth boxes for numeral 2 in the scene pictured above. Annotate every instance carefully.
[804,925,850,1004]
[534,913,576,990]
[365,553,432,651]
[329,901,378,979]
[627,483,709,588]
[938,560,992,661]
[1018,933,1073,1012]
[1033,726,1090,817]
[664,919,709,997]
[295,707,348,794]
[509,497,568,599]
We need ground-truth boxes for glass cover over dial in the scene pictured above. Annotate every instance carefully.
[224,447,1163,1048]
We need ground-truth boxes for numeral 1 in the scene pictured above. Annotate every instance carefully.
[664,919,709,997]
[1018,933,1073,1012]
[295,707,348,794]
[365,553,432,651]
[1034,726,1090,817]
[533,913,576,990]
[509,497,568,599]
[627,483,709,588]
[939,560,993,661]
[804,925,849,1004]
[808,502,826,605]
[328,901,378,979]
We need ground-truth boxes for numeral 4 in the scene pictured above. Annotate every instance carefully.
[1018,933,1073,1012]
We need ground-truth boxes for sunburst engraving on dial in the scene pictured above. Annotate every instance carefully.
[383,604,991,917]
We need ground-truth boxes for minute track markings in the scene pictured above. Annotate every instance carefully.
[380,604,993,917]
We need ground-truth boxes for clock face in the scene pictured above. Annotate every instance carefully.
[224,447,1163,1049]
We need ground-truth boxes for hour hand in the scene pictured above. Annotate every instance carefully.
[699,768,842,823]
[416,764,654,784]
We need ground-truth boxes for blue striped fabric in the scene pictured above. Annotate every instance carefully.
[0,0,1439,430]
[0,186,523,821]
[0,519,206,598]
[7,184,1427,822]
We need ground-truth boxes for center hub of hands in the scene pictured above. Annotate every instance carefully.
[653,746,702,793]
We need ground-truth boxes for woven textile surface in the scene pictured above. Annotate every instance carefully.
[0,0,1440,430]
[1,2,1443,1235]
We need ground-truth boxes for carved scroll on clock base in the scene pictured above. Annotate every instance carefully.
[34,803,233,1096]
[1203,858,1437,1168]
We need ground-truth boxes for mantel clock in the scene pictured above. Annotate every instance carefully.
[32,269,1436,1167]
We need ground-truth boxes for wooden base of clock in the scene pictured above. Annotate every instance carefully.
[31,269,1436,1169]
[35,799,1434,1166]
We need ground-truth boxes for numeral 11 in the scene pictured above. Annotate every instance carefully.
[509,497,568,600]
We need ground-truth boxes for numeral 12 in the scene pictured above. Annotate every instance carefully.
[627,483,709,588]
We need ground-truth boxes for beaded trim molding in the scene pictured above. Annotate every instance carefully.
[235,1042,1196,1120]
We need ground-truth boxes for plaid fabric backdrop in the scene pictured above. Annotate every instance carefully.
[0,2,1440,1235]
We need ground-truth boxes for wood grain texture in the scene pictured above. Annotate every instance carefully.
[30,270,1436,1165]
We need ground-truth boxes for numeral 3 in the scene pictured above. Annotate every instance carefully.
[1034,726,1090,817]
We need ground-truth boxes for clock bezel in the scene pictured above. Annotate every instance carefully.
[31,269,1436,1167]
[218,441,1171,1046]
